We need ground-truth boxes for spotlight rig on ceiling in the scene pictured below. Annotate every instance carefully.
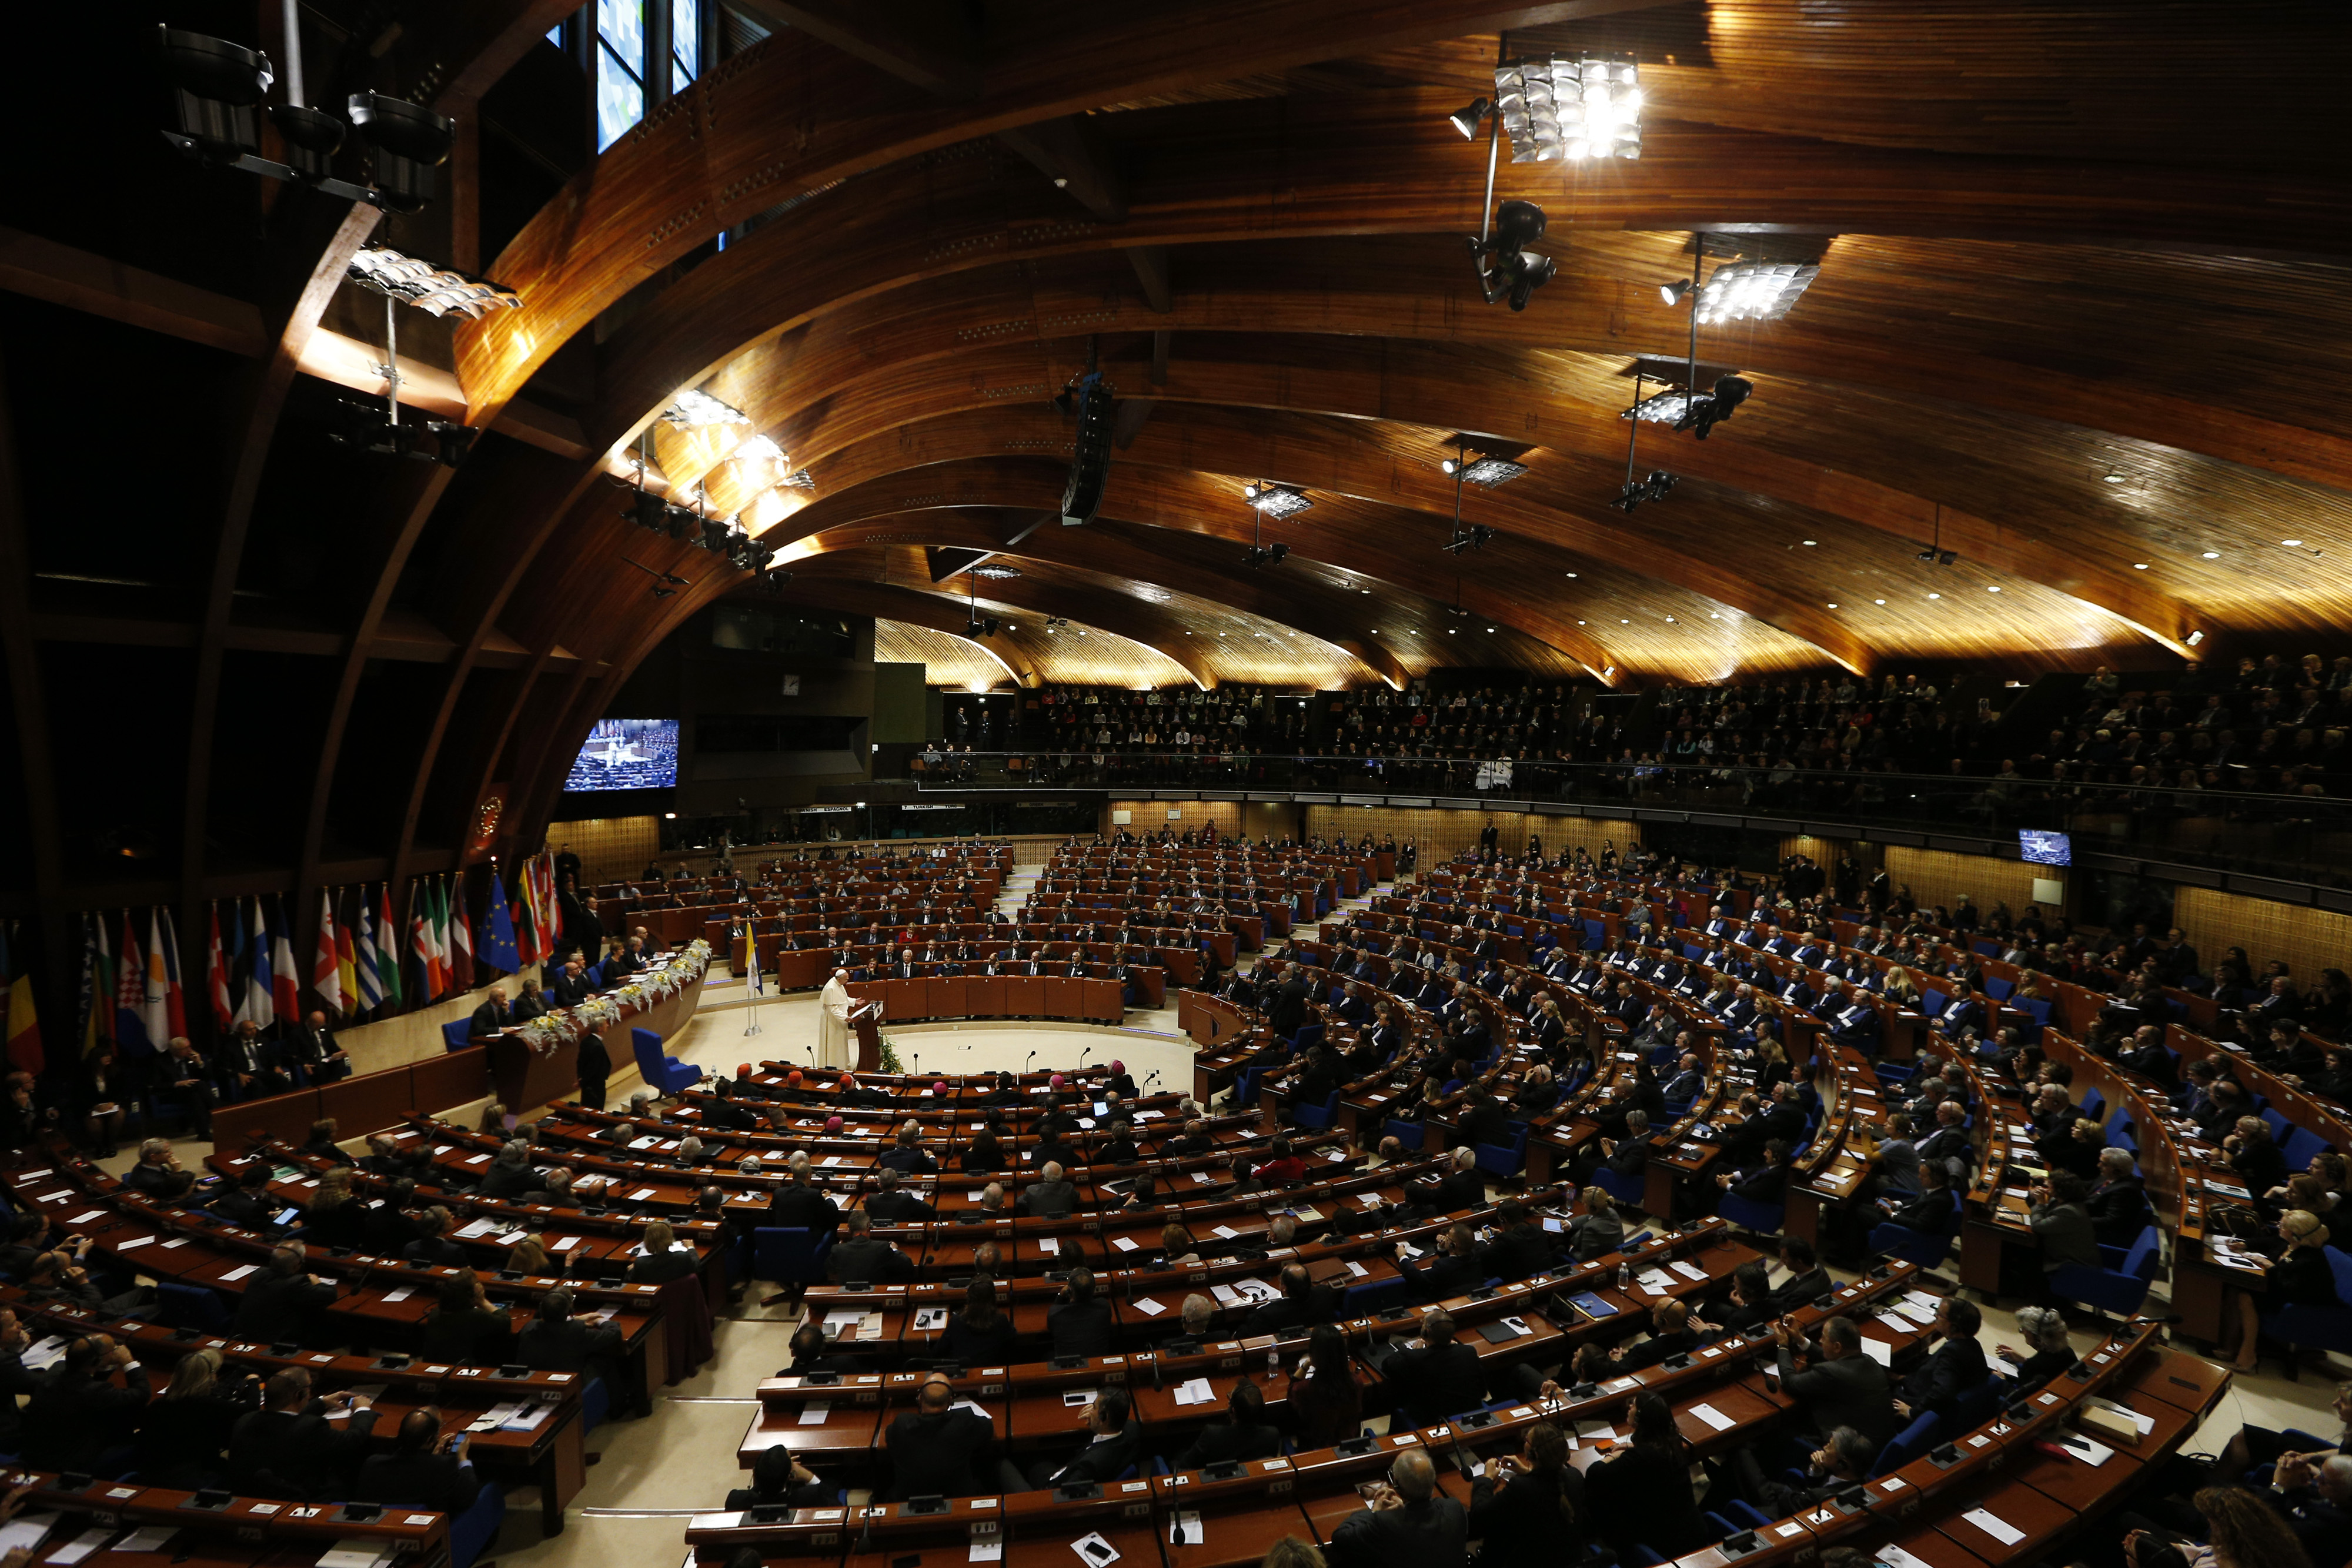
[1240,480,1292,567]
[333,245,516,467]
[1447,40,1641,313]
[620,559,690,599]
[1612,370,1679,511]
[157,19,455,213]
[1439,437,1501,554]
[960,566,1007,639]
[1916,502,1957,566]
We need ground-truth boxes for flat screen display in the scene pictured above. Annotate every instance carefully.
[2019,828,2072,867]
[564,718,679,792]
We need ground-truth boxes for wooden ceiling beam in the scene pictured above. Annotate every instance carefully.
[732,1,984,99]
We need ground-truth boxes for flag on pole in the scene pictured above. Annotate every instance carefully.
[270,897,300,1024]
[156,907,188,1040]
[336,893,359,1017]
[744,920,763,997]
[513,862,540,967]
[429,877,453,994]
[114,911,154,1055]
[482,866,520,974]
[206,902,233,1028]
[376,884,405,1009]
[139,908,172,1051]
[355,891,384,1012]
[242,896,276,1031]
[408,881,436,1002]
[314,888,344,1017]
[4,931,39,1076]
[79,912,113,1055]
[447,874,475,992]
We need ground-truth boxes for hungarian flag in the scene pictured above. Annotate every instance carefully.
[355,891,385,1012]
[115,911,154,1055]
[155,906,188,1041]
[336,893,360,1017]
[206,902,233,1027]
[3,925,39,1075]
[313,888,344,1017]
[482,867,521,974]
[270,897,300,1024]
[447,874,475,991]
[376,884,405,1009]
[239,895,275,1030]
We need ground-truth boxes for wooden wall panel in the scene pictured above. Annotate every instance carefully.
[2174,886,2352,989]
[1882,845,2052,922]
[552,815,665,888]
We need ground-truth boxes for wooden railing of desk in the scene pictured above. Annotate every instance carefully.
[1,1282,588,1534]
[5,1469,452,1564]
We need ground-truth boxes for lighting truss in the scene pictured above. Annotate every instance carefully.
[663,388,750,427]
[1244,482,1315,520]
[1442,454,1527,489]
[346,246,520,318]
[1615,471,1679,511]
[1493,54,1642,163]
[1693,261,1821,326]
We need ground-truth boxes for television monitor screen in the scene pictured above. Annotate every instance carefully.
[2019,828,2072,867]
[563,718,679,792]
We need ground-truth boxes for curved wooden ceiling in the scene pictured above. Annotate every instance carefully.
[9,0,2351,934]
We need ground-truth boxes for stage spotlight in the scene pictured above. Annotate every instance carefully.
[346,92,456,213]
[425,421,477,468]
[1494,54,1642,162]
[1659,278,1693,306]
[666,506,698,541]
[1245,483,1314,520]
[1443,527,1495,554]
[1447,97,1492,139]
[1672,375,1752,440]
[622,491,668,531]
[663,388,749,427]
[1468,200,1555,311]
[1242,543,1290,568]
[157,27,270,165]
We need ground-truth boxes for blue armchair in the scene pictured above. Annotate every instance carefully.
[754,1226,836,1289]
[1474,1120,1529,1180]
[441,1018,476,1053]
[2049,1224,2162,1319]
[632,1027,700,1095]
[2262,1245,2352,1365]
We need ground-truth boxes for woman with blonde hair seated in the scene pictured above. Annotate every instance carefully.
[2221,1209,2338,1374]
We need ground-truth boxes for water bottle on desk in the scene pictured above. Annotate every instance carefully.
[1618,1260,1631,1290]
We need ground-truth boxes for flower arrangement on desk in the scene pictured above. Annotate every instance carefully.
[574,995,623,1029]
[516,1011,583,1055]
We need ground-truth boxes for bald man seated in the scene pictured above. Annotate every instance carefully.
[1331,1447,1468,1568]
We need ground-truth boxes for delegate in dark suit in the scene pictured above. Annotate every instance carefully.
[1330,1490,1468,1568]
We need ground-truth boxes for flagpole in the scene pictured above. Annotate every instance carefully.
[741,915,763,1038]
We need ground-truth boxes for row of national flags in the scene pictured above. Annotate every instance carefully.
[0,850,567,1074]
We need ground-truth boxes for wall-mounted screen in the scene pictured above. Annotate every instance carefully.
[2019,828,2072,867]
[563,718,679,792]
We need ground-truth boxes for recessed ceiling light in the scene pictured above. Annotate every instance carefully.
[1447,628,1455,634]
[2103,472,2126,484]
[1665,616,1675,623]
[2283,538,2304,547]
[1708,612,1719,619]
[1986,585,2002,593]
[1826,603,1838,609]
[1577,619,1586,625]
[2132,563,2149,570]
[1360,589,1371,594]
[1563,571,1577,578]
[1620,618,1630,624]
[1873,597,1886,604]
[1801,540,1816,547]
[2201,551,2221,559]
[1926,592,1941,599]
[1486,627,1496,633]
[1369,629,1378,634]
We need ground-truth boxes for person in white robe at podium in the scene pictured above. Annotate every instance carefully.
[817,968,855,1069]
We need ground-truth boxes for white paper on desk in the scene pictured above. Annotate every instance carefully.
[1131,1297,1166,1317]
[1168,1510,1205,1546]
[455,1218,498,1239]
[1636,1270,1675,1293]
[1572,1420,1619,1443]
[824,1309,867,1328]
[381,1286,415,1302]
[797,1402,832,1425]
[161,1238,191,1249]
[1893,1300,1937,1325]
[1963,1509,2026,1546]
[1039,1237,1061,1255]
[1192,1173,1213,1185]
[1876,1548,1936,1568]
[1689,1403,1735,1432]
[1360,1193,1385,1208]
[553,1235,584,1251]
[1211,1225,1240,1239]
[1211,1285,1241,1305]
[45,1527,118,1565]
[1111,1236,1139,1252]
[914,1308,948,1330]
[1346,1261,1369,1278]
[0,1516,55,1556]
[1071,1532,1121,1567]
[115,1235,154,1250]
[315,1541,395,1568]
[111,1527,176,1553]
[1172,1378,1216,1407]
[823,1156,846,1168]
[629,1187,659,1201]
[966,1191,986,1202]
[66,1209,105,1225]
[222,1263,259,1281]
[464,1154,492,1166]
[2050,1432,2114,1466]
[952,1399,993,1422]
[1289,1206,1321,1222]
[629,1136,659,1150]
[1671,1261,1708,1281]
[1857,1336,1893,1367]
[969,1544,1003,1563]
